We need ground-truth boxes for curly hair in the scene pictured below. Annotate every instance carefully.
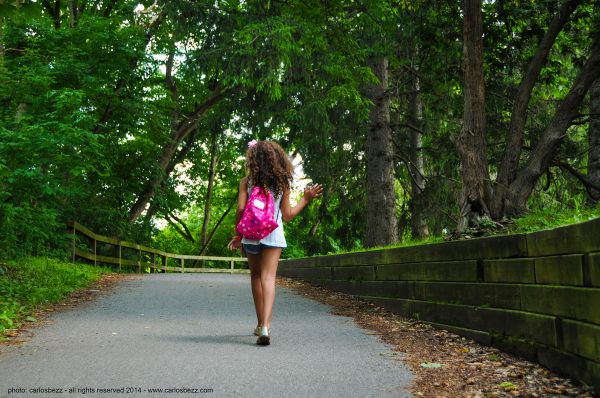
[246,140,293,197]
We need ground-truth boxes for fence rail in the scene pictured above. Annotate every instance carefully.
[68,221,248,274]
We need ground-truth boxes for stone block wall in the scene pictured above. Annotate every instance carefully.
[279,218,600,390]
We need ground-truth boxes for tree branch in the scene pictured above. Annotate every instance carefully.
[498,0,582,186]
[392,138,428,184]
[391,122,427,135]
[199,199,236,256]
[128,87,231,222]
[165,49,179,133]
[553,161,600,198]
[508,37,600,209]
[165,212,195,242]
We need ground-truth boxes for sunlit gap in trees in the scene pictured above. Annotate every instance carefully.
[150,126,310,230]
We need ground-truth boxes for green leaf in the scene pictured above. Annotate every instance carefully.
[498,382,517,391]
[420,362,443,369]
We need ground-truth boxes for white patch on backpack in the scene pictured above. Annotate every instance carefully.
[253,199,266,210]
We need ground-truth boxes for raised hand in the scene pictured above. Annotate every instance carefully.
[227,237,242,251]
[303,184,324,201]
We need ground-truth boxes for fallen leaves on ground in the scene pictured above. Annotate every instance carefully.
[276,276,595,398]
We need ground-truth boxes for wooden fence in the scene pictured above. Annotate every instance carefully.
[68,221,249,274]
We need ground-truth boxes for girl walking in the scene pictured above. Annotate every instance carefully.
[228,140,322,345]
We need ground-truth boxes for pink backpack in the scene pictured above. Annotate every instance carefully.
[236,186,279,240]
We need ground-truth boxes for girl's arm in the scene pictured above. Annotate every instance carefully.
[280,184,323,222]
[235,176,249,224]
[227,177,248,251]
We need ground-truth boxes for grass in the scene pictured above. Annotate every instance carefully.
[324,235,446,257]
[503,205,600,234]
[0,257,112,340]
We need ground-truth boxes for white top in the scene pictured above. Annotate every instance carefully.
[241,184,287,248]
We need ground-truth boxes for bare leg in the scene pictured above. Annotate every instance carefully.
[247,252,263,327]
[259,247,282,329]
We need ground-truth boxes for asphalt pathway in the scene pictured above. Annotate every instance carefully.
[0,273,412,398]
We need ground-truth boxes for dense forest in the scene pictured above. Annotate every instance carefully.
[0,0,599,259]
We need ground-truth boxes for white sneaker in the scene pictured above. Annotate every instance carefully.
[256,326,270,345]
[253,326,270,336]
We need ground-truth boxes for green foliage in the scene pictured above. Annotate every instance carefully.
[0,0,597,259]
[0,257,110,338]
[0,4,150,256]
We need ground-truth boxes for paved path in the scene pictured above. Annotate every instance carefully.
[0,274,412,398]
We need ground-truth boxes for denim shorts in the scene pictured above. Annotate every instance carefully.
[243,243,283,255]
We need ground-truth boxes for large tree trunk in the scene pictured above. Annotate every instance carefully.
[407,64,429,240]
[587,79,600,205]
[199,127,218,251]
[496,0,582,199]
[364,57,398,247]
[506,38,600,215]
[456,0,493,232]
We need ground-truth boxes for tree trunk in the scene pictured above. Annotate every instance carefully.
[200,127,219,249]
[68,0,77,27]
[198,200,236,256]
[15,103,27,123]
[165,212,195,242]
[506,38,600,215]
[456,0,493,231]
[407,64,429,240]
[0,17,4,67]
[496,0,582,195]
[102,0,117,17]
[364,57,398,247]
[587,79,600,205]
[42,0,62,29]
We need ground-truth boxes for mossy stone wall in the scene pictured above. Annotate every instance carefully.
[279,218,600,390]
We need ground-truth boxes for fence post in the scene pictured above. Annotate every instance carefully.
[162,256,167,273]
[137,249,142,273]
[93,238,97,267]
[71,224,76,263]
[230,260,234,274]
[180,258,184,273]
[151,253,155,273]
[115,243,122,272]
